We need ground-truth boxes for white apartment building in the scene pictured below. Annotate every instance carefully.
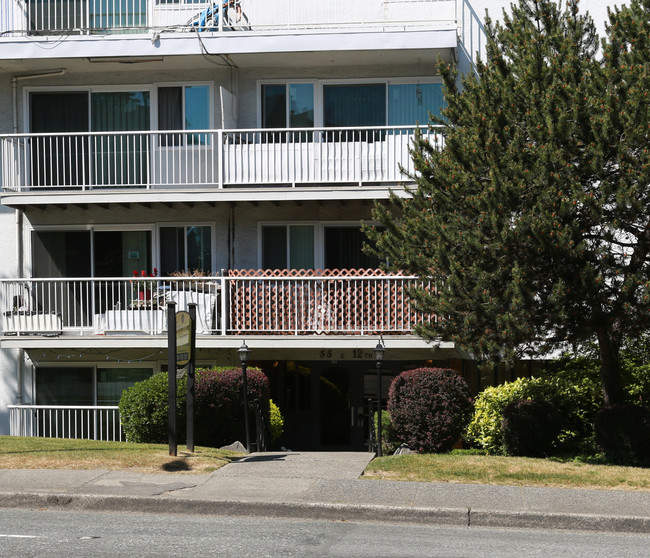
[0,0,617,449]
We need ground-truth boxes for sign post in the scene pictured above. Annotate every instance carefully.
[167,302,177,457]
[186,304,197,453]
[168,305,196,456]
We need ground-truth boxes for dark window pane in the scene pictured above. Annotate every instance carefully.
[262,85,286,128]
[36,367,93,405]
[160,227,186,275]
[187,226,212,272]
[94,231,151,277]
[97,368,154,405]
[324,227,380,270]
[32,231,91,278]
[323,84,386,128]
[158,86,183,146]
[262,226,287,269]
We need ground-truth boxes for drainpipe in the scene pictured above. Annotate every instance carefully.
[11,69,66,404]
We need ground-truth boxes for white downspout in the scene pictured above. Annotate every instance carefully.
[11,68,66,404]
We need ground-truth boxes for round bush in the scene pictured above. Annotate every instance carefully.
[501,399,563,457]
[119,371,187,443]
[194,367,270,448]
[387,367,473,453]
[594,404,650,466]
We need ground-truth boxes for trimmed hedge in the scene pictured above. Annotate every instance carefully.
[388,367,473,453]
[119,372,187,444]
[120,367,275,448]
[194,367,270,448]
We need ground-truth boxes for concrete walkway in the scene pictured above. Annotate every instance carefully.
[1,451,649,533]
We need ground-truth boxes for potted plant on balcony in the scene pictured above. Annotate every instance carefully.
[169,269,211,292]
[132,268,158,301]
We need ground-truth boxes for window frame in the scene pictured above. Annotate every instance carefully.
[257,77,443,130]
[153,82,214,148]
[25,82,213,135]
[258,220,381,270]
[156,222,216,275]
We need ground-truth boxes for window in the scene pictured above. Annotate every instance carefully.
[94,230,152,277]
[388,82,444,125]
[324,226,381,270]
[261,83,314,129]
[259,80,445,133]
[32,231,91,278]
[323,84,386,128]
[158,85,210,146]
[262,225,315,270]
[260,223,380,271]
[160,226,212,275]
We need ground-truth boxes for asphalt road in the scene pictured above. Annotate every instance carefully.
[1,508,649,558]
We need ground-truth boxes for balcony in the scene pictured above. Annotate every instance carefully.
[1,0,458,37]
[0,126,442,193]
[0,271,434,338]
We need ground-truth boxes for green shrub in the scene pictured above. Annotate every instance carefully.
[373,410,400,455]
[119,372,187,444]
[594,404,650,466]
[388,367,473,453]
[465,377,563,454]
[120,366,278,448]
[269,399,284,443]
[501,399,563,457]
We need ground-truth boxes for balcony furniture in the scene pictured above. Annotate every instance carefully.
[94,309,166,335]
[2,310,63,336]
[165,288,217,334]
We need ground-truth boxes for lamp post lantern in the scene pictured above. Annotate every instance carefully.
[374,340,385,457]
[238,341,251,453]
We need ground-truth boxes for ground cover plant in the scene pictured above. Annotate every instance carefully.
[0,436,242,474]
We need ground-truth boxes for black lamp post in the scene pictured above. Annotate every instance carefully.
[374,340,385,457]
[238,341,251,453]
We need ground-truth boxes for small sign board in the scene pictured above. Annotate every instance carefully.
[176,311,192,367]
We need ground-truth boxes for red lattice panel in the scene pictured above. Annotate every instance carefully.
[227,269,430,335]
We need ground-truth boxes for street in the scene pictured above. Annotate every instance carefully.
[0,508,648,557]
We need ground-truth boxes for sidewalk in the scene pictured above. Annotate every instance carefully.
[0,451,649,533]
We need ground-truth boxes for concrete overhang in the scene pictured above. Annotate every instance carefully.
[0,184,410,210]
[0,27,458,69]
[1,335,468,361]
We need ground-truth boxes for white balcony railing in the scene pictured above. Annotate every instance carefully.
[1,0,457,37]
[0,126,442,192]
[8,404,124,441]
[0,273,433,336]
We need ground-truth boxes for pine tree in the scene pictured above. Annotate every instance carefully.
[366,0,650,407]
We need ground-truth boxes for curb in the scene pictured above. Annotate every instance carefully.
[1,492,649,533]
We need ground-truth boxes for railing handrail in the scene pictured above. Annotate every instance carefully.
[0,124,442,140]
[0,0,460,37]
[0,275,418,283]
[8,404,119,410]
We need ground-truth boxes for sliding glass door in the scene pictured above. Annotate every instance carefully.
[30,92,90,188]
[91,91,150,186]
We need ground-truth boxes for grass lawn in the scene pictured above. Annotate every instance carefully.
[0,436,244,474]
[363,452,650,491]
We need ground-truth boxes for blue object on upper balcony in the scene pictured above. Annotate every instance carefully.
[190,0,249,32]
